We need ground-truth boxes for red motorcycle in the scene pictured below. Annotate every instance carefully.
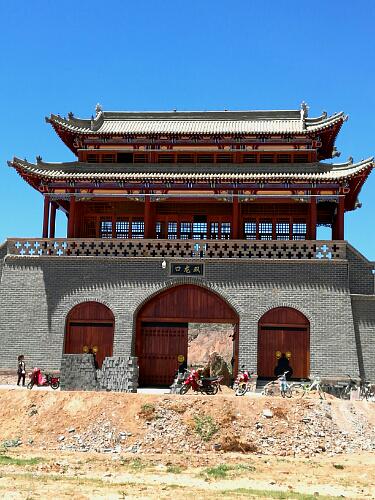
[179,369,222,395]
[233,366,254,396]
[27,368,60,390]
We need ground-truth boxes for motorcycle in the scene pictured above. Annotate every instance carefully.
[27,367,60,390]
[179,369,222,395]
[233,366,254,396]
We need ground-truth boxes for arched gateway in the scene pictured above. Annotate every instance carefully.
[258,307,310,379]
[65,302,115,368]
[136,285,239,386]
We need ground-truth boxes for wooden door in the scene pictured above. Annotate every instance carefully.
[138,323,188,386]
[258,307,310,379]
[258,327,309,378]
[65,302,115,368]
[65,322,114,368]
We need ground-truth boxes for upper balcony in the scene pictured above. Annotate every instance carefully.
[5,238,347,260]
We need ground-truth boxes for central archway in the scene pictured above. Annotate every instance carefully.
[136,285,239,386]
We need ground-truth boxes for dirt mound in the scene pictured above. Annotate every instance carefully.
[0,388,374,458]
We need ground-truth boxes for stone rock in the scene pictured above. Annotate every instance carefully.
[204,351,231,386]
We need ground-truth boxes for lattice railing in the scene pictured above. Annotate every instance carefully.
[6,238,346,260]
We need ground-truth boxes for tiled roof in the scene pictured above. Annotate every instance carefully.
[9,157,373,183]
[46,108,347,136]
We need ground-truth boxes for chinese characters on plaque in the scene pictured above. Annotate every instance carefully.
[170,263,204,276]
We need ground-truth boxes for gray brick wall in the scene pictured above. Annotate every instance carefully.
[0,253,363,379]
[346,244,374,295]
[0,242,7,283]
[351,295,375,381]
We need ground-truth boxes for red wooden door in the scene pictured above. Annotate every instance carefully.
[138,323,188,386]
[65,302,115,368]
[258,307,310,379]
[65,323,114,368]
[258,327,309,378]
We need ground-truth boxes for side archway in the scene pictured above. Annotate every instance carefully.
[258,307,310,379]
[136,284,239,386]
[65,301,115,368]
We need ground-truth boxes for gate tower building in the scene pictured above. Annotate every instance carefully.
[1,102,375,386]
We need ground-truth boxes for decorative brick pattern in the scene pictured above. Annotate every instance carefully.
[7,238,345,260]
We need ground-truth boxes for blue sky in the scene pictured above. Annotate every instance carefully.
[1,0,374,258]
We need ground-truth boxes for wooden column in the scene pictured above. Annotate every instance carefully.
[42,196,50,238]
[67,196,76,238]
[49,202,57,238]
[144,195,151,238]
[309,197,317,240]
[336,196,345,240]
[232,195,239,239]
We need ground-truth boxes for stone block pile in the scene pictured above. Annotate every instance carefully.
[60,354,98,391]
[60,354,139,392]
[100,356,138,393]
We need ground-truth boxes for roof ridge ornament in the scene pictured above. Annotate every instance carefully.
[95,103,103,116]
[68,112,74,120]
[36,155,42,163]
[300,101,309,129]
[332,147,341,158]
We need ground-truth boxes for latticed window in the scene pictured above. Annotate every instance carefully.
[259,221,273,240]
[244,221,257,240]
[192,222,207,239]
[292,222,307,240]
[221,222,231,240]
[180,222,192,239]
[168,222,178,239]
[276,221,290,240]
[115,220,129,238]
[210,222,219,239]
[155,221,162,239]
[100,220,113,238]
[131,221,144,239]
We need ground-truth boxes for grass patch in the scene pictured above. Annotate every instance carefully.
[333,463,344,470]
[201,463,255,480]
[166,465,182,474]
[139,403,156,420]
[194,415,218,442]
[220,487,342,499]
[1,438,22,449]
[0,455,43,466]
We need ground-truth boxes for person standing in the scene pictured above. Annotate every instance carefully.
[17,355,26,387]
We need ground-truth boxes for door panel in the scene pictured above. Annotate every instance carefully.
[138,323,188,386]
[65,323,114,368]
[258,327,309,378]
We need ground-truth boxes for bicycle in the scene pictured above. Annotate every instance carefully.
[262,371,295,398]
[300,376,325,399]
[339,375,358,400]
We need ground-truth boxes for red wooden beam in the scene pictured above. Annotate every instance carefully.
[42,196,50,238]
[309,197,317,240]
[49,202,57,238]
[67,196,76,237]
[232,195,239,238]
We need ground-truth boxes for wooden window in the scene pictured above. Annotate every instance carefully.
[276,221,290,240]
[102,154,115,163]
[277,154,291,163]
[210,222,219,239]
[133,153,149,163]
[158,154,174,163]
[243,154,257,163]
[177,154,194,163]
[197,154,213,163]
[155,221,162,239]
[221,222,231,240]
[180,222,192,239]
[87,154,99,163]
[292,222,307,240]
[216,154,233,163]
[115,220,129,238]
[259,153,274,163]
[192,222,207,239]
[294,153,309,163]
[100,220,113,238]
[259,220,273,240]
[167,222,178,239]
[131,220,145,239]
[244,221,257,239]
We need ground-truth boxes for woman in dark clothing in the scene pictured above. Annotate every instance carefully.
[274,353,293,379]
[17,355,26,386]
